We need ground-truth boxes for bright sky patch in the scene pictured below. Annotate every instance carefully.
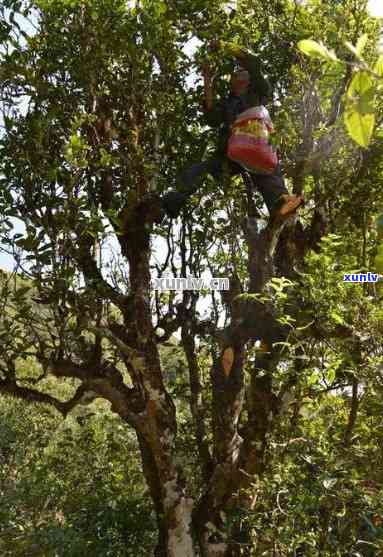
[368,0,383,18]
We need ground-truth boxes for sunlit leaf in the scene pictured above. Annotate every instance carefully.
[356,34,368,57]
[326,368,336,384]
[347,71,374,98]
[374,55,383,77]
[344,108,375,148]
[345,34,368,60]
[308,372,319,386]
[330,311,344,325]
[297,39,338,62]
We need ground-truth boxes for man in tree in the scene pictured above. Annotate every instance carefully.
[161,41,304,220]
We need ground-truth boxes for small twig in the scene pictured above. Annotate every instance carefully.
[276,490,288,515]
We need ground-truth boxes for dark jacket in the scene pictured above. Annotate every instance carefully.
[204,51,272,156]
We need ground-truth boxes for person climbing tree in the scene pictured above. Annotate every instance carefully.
[161,40,304,221]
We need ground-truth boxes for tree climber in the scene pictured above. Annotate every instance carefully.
[161,41,304,221]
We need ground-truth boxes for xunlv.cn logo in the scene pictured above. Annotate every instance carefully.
[151,277,229,291]
[343,272,382,283]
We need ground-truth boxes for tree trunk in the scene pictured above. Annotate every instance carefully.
[136,406,196,557]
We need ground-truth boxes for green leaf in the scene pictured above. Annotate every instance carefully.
[345,34,368,60]
[345,72,376,146]
[326,368,336,384]
[356,34,368,57]
[155,1,167,15]
[330,311,344,325]
[308,372,319,386]
[344,107,375,148]
[297,39,338,62]
[347,71,374,99]
[374,55,383,77]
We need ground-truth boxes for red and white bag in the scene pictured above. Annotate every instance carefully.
[227,106,278,174]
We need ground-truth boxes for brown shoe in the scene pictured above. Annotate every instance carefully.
[271,194,304,220]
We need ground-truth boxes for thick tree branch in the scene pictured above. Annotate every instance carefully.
[181,323,213,482]
[0,379,67,413]
[70,224,132,317]
[0,379,93,416]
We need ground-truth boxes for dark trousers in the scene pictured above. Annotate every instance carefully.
[177,157,288,214]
